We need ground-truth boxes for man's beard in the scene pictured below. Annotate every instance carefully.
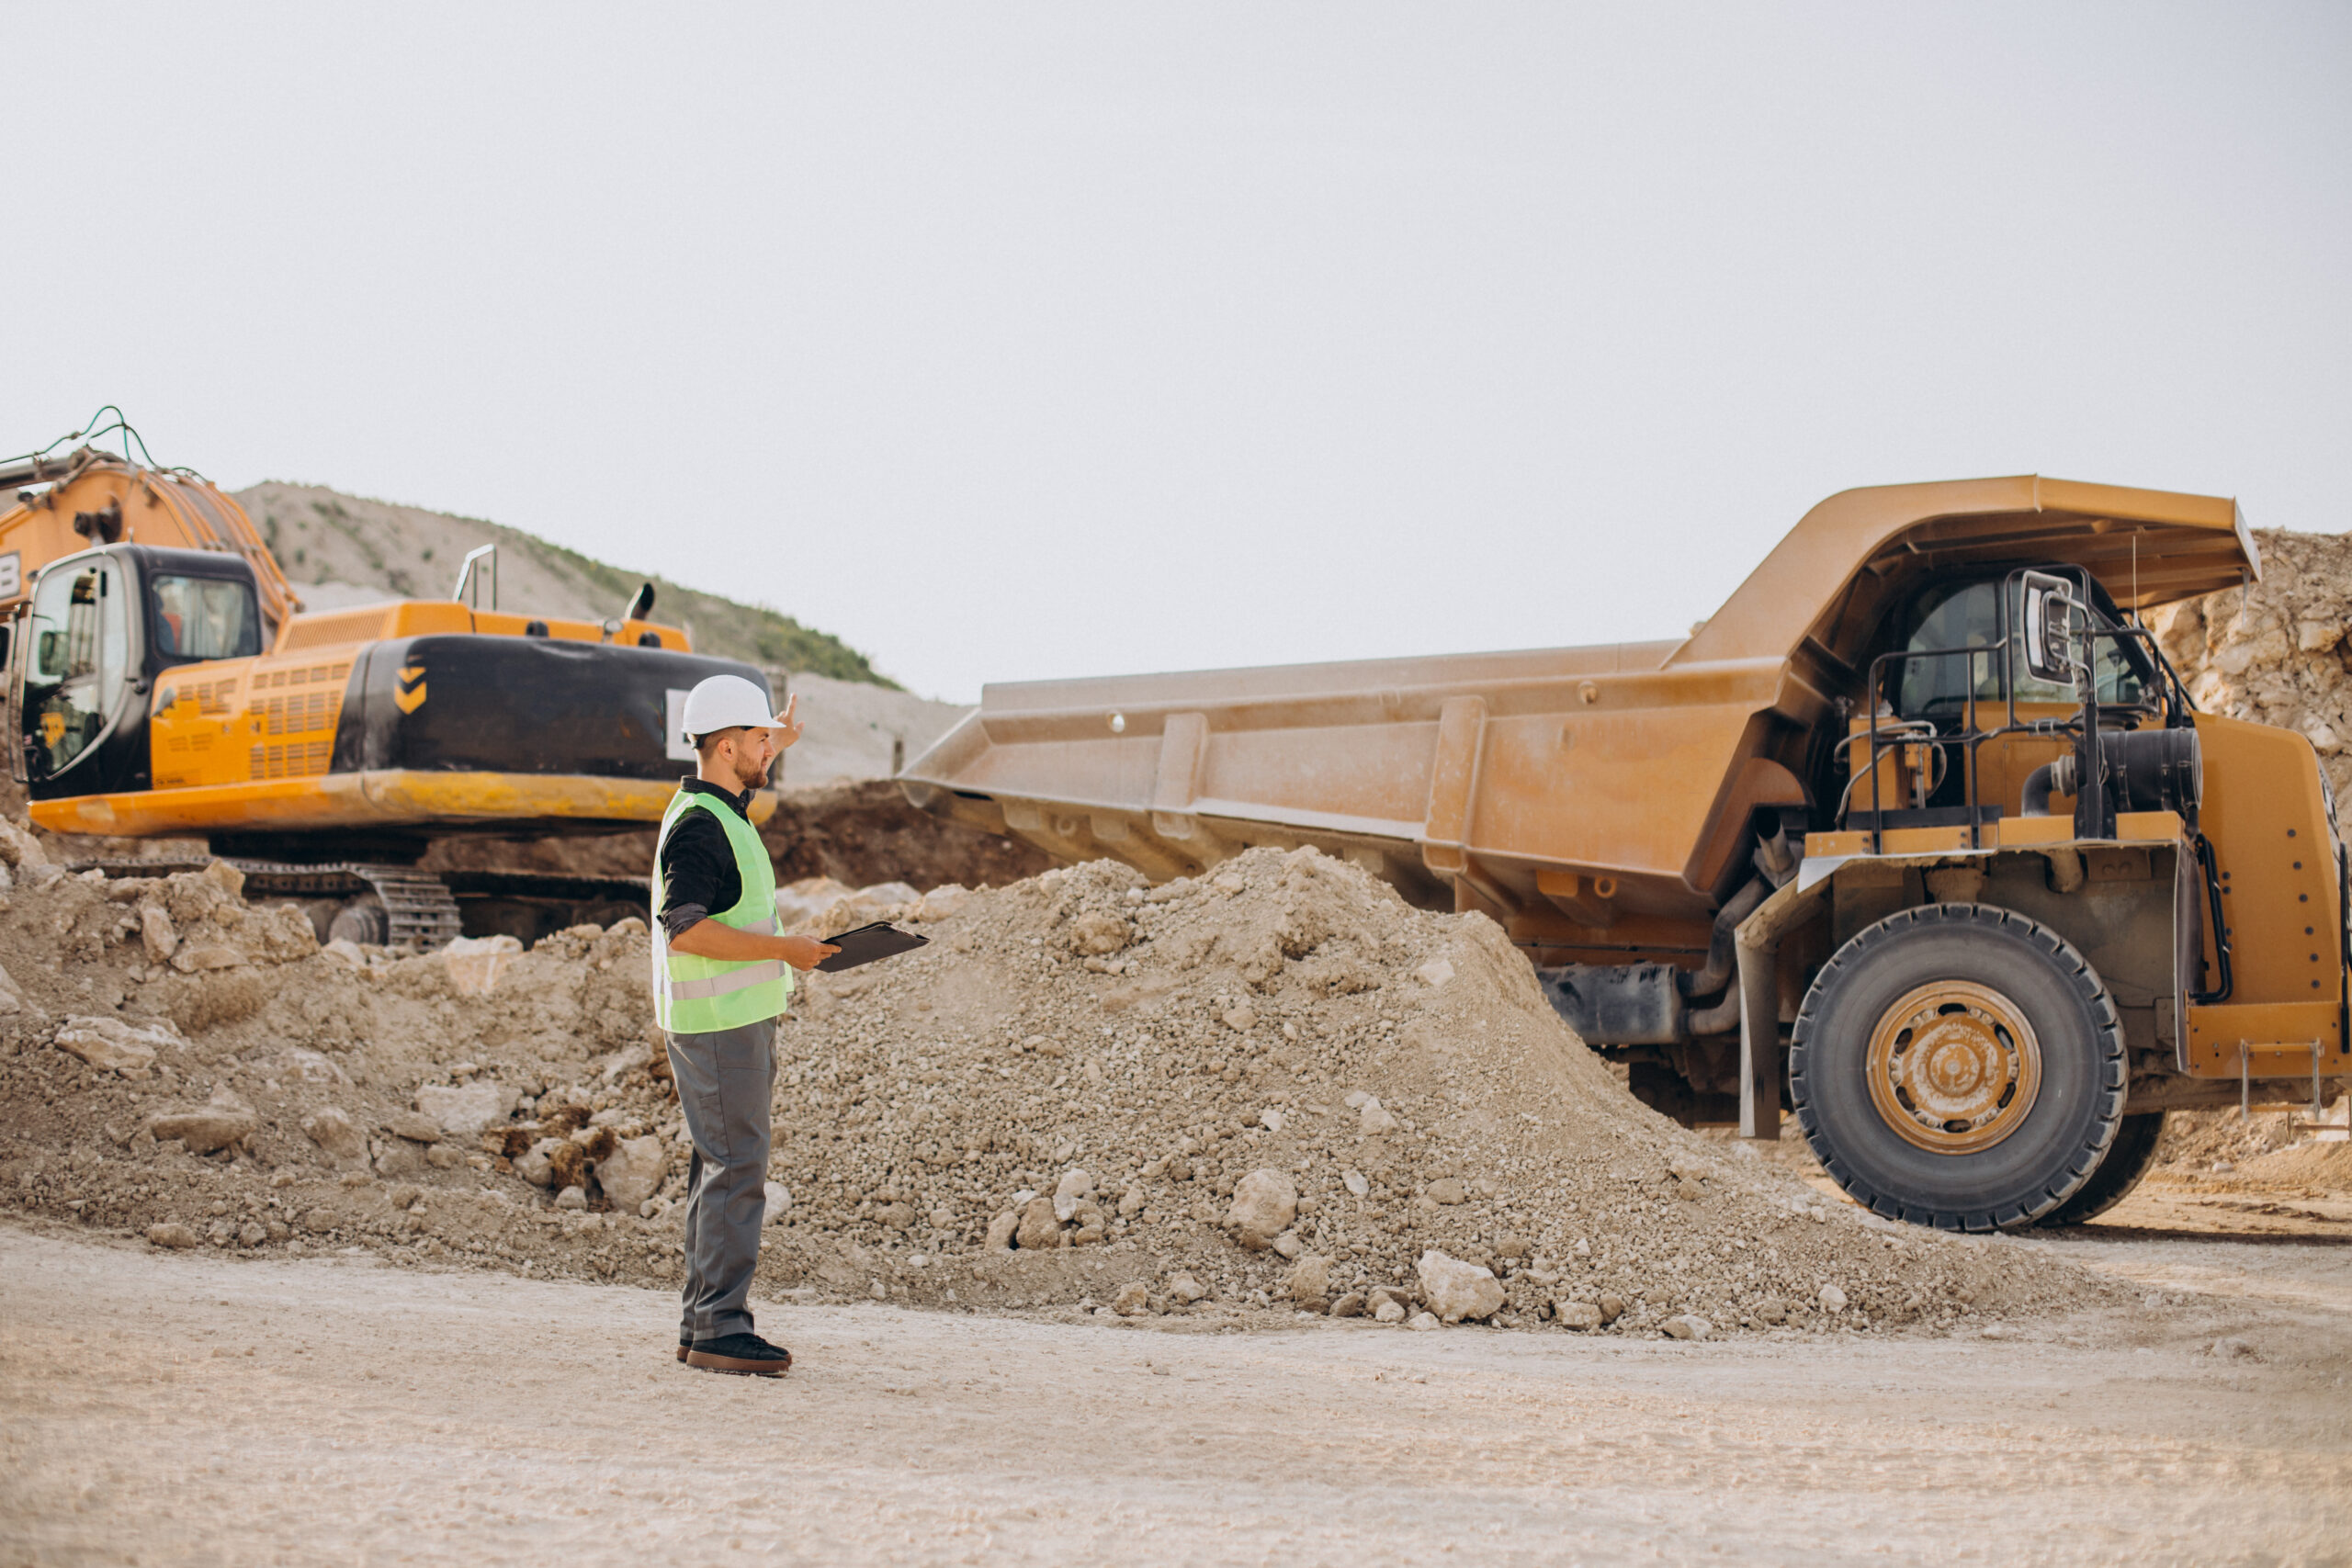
[735,754,773,791]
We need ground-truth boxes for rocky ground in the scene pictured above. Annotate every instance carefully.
[0,816,2120,1347]
[0,1212,2345,1568]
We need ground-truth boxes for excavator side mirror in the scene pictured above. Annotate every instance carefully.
[622,581,655,624]
[2018,571,2078,687]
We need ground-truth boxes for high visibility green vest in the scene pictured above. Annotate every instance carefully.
[650,788,792,1033]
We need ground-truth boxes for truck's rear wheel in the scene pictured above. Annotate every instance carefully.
[2036,1111,2166,1227]
[1790,904,2125,1231]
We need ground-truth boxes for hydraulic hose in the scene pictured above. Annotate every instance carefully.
[1678,875,1770,1002]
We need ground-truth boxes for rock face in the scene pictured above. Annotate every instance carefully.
[1226,1169,1298,1247]
[55,1016,176,1077]
[414,1081,519,1137]
[302,1107,368,1164]
[1417,1249,1506,1324]
[596,1135,669,1212]
[146,1090,258,1155]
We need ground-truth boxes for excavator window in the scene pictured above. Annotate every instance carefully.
[1891,578,2147,720]
[149,573,261,663]
[24,560,128,778]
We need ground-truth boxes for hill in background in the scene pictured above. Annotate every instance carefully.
[235,482,895,687]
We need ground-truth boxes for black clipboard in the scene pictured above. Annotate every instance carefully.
[814,921,930,973]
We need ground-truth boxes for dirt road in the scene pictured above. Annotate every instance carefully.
[4,1215,2347,1568]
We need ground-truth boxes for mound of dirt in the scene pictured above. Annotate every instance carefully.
[0,809,2109,1336]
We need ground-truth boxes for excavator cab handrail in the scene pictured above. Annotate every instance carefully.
[452,545,498,612]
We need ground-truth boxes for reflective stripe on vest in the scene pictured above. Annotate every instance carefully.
[650,787,792,1032]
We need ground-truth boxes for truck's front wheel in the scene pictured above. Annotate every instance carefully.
[1790,904,2126,1231]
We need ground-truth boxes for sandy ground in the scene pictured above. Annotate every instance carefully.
[5,1189,2350,1568]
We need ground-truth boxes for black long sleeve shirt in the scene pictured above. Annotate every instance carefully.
[656,777,758,940]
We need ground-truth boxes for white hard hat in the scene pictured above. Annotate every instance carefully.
[681,674,786,739]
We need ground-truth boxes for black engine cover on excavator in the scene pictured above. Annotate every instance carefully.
[331,634,768,779]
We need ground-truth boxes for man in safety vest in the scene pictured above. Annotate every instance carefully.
[653,673,839,1376]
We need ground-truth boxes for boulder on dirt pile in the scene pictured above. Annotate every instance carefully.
[441,935,523,998]
[145,1223,201,1249]
[55,1016,176,1077]
[1227,1169,1297,1249]
[301,1107,368,1164]
[1014,1195,1062,1250]
[414,1081,519,1137]
[146,1089,258,1156]
[597,1136,668,1211]
[1418,1249,1506,1324]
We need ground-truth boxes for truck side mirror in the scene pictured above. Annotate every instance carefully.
[2018,572,2077,686]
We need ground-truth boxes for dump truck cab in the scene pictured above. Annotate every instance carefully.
[904,475,2347,1232]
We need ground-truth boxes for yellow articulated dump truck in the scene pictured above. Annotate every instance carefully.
[904,476,2348,1232]
[1,420,777,945]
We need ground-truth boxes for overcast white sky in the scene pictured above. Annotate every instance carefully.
[6,5,2348,702]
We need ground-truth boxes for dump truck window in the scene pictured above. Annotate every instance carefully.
[1894,580,2144,717]
[150,574,261,662]
[24,561,129,776]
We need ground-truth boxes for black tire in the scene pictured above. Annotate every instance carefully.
[2036,1111,2166,1227]
[1790,903,2126,1232]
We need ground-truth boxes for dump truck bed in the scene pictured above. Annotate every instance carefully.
[902,475,2259,952]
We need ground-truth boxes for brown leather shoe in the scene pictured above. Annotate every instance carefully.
[686,1332,792,1377]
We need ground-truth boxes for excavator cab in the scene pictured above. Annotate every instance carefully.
[15,544,264,795]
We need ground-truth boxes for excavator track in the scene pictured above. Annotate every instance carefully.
[70,857,648,952]
[224,861,465,949]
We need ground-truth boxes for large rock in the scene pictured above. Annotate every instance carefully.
[1226,1169,1298,1247]
[146,1223,201,1249]
[301,1107,368,1163]
[596,1135,668,1211]
[55,1016,177,1077]
[139,904,180,964]
[414,1081,519,1137]
[1358,1097,1400,1136]
[1417,1249,1506,1324]
[1069,911,1132,955]
[147,1089,257,1155]
[383,1111,443,1145]
[1013,1195,1062,1250]
[1285,1254,1332,1303]
[441,935,523,998]
[514,1137,564,1188]
[1053,1168,1096,1223]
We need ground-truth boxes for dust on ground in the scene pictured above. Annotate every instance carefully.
[1,1217,2346,1568]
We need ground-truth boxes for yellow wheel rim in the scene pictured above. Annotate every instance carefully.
[1865,980,2041,1154]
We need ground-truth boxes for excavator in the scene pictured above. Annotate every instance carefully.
[0,413,777,945]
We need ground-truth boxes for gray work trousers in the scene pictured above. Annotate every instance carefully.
[664,1018,775,1343]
